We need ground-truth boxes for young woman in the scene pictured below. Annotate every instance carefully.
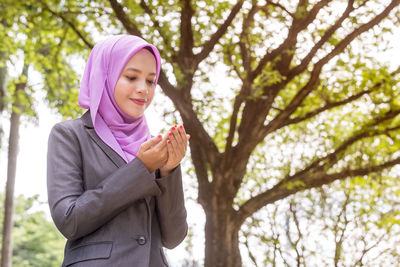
[47,35,188,267]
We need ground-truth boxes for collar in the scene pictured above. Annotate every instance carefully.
[81,110,126,168]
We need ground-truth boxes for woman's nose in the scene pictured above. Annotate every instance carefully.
[136,80,147,94]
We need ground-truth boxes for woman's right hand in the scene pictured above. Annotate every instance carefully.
[136,134,168,173]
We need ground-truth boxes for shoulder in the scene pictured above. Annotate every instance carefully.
[52,117,83,134]
[49,115,87,143]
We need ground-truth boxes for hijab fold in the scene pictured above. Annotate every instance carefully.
[78,35,161,163]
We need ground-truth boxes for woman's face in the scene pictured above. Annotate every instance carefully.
[114,48,157,118]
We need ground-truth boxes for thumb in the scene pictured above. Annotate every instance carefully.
[140,135,162,150]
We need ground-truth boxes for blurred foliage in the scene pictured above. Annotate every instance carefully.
[0,193,65,266]
[240,173,400,266]
[0,0,85,125]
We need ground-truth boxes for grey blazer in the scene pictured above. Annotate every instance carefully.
[47,111,187,267]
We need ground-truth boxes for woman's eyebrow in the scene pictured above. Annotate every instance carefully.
[125,67,156,76]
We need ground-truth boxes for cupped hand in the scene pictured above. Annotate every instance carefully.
[136,134,168,173]
[160,125,190,177]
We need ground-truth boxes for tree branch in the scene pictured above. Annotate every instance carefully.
[334,192,350,267]
[353,232,387,266]
[289,200,305,267]
[283,64,400,128]
[264,1,294,18]
[179,0,194,62]
[288,0,355,79]
[236,155,400,227]
[224,81,250,157]
[226,47,245,82]
[276,108,400,190]
[316,0,400,68]
[139,0,175,56]
[251,0,332,79]
[194,0,244,65]
[157,70,180,98]
[283,89,370,127]
[108,0,143,37]
[40,0,93,49]
[241,230,259,267]
[239,4,259,71]
[260,64,323,141]
[254,0,400,145]
[190,140,212,209]
[158,70,220,168]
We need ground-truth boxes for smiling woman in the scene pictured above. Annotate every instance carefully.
[46,35,190,267]
[114,48,157,119]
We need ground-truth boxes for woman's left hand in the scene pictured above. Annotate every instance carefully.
[160,125,190,177]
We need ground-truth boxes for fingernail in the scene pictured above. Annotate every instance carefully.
[179,125,183,129]
[167,140,171,144]
[157,135,162,139]
[169,132,172,136]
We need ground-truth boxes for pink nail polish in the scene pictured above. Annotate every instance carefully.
[167,140,171,144]
[157,135,162,139]
[179,125,183,129]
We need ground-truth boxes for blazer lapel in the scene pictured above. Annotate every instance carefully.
[81,111,127,168]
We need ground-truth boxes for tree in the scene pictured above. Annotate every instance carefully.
[26,0,400,265]
[0,1,84,265]
[0,193,65,266]
[1,63,27,267]
[240,173,400,266]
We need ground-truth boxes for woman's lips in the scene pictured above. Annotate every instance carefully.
[131,98,146,106]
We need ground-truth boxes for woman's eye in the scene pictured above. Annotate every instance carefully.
[127,76,136,81]
[147,80,155,85]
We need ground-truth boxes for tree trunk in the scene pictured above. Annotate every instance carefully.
[0,52,7,150]
[204,195,241,267]
[1,108,21,267]
[1,61,27,266]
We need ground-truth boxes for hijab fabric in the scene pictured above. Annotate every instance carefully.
[78,35,161,163]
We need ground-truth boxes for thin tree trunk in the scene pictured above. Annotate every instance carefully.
[1,63,28,267]
[0,52,7,149]
[1,108,21,267]
[0,61,5,113]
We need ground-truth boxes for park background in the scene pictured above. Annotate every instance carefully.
[1,0,400,266]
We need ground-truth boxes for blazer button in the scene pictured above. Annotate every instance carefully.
[137,236,146,245]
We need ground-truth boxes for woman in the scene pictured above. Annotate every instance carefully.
[47,35,188,267]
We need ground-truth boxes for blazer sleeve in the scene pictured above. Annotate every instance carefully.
[47,123,162,241]
[155,166,188,249]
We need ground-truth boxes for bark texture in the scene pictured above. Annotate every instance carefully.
[1,109,21,267]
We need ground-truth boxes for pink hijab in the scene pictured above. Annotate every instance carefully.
[78,35,161,163]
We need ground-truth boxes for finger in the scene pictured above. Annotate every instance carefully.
[167,135,179,159]
[153,132,168,151]
[151,134,169,164]
[166,139,176,166]
[171,126,185,151]
[176,125,188,152]
[176,125,186,142]
[170,129,185,157]
[140,135,162,150]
